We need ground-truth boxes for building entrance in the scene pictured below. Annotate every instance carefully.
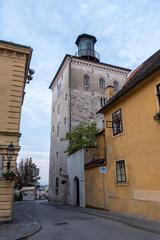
[73,176,80,206]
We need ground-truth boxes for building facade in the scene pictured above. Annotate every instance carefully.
[0,40,33,221]
[86,49,160,220]
[49,34,131,203]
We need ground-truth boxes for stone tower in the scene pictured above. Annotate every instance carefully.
[48,34,131,203]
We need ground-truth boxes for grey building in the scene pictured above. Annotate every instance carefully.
[48,34,131,203]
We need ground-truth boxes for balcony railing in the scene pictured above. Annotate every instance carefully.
[75,49,100,61]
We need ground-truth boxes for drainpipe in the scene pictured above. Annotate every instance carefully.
[66,56,72,205]
[69,57,72,132]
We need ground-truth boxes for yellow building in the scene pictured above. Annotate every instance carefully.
[0,40,33,221]
[85,130,107,209]
[85,49,160,220]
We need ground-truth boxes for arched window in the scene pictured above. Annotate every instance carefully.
[113,80,120,93]
[99,78,105,89]
[83,74,90,90]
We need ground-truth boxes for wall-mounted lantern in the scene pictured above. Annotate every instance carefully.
[7,142,15,171]
[59,167,68,184]
[26,68,35,84]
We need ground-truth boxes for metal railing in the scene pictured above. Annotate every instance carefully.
[75,49,100,61]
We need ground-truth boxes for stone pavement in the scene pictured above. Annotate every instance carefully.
[0,203,41,240]
[0,201,160,240]
[50,202,160,235]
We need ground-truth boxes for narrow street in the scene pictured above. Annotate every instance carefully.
[17,201,160,240]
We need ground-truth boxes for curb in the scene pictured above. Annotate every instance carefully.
[14,207,41,240]
[51,203,160,235]
[14,223,41,240]
[1,206,41,240]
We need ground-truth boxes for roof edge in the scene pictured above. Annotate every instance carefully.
[97,49,160,114]
[0,40,32,51]
[49,54,131,89]
[49,54,71,89]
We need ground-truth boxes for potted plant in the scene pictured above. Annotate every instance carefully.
[2,171,16,181]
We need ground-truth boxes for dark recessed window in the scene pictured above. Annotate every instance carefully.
[57,82,61,97]
[65,93,67,100]
[55,177,59,195]
[116,160,127,183]
[64,117,66,124]
[99,78,105,89]
[156,83,160,105]
[100,97,106,107]
[57,105,60,114]
[57,126,59,137]
[83,74,90,90]
[53,126,54,132]
[112,109,123,136]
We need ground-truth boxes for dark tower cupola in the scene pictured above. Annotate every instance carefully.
[75,33,100,62]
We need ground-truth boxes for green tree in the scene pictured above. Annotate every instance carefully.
[15,158,40,189]
[62,122,98,155]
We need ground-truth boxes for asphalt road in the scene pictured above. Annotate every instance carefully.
[20,201,160,240]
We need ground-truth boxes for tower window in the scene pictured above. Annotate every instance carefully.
[99,78,105,89]
[113,80,120,93]
[57,105,60,114]
[65,93,67,100]
[83,74,90,90]
[87,42,91,50]
[57,126,59,137]
[64,117,66,124]
[100,97,106,107]
[57,82,61,96]
[156,83,160,105]
[55,177,59,195]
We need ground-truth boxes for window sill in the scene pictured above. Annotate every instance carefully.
[112,131,125,139]
[115,182,129,186]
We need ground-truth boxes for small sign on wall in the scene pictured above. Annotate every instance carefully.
[99,166,107,174]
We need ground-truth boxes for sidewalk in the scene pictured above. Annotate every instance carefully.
[49,202,160,235]
[0,203,41,240]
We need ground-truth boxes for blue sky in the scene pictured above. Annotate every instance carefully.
[1,0,160,184]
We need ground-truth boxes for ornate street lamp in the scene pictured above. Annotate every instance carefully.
[7,142,15,171]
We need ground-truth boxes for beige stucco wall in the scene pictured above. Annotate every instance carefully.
[0,42,32,221]
[85,167,107,209]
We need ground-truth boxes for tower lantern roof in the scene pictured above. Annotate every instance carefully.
[75,34,97,46]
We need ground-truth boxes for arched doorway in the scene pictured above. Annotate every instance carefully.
[73,177,80,206]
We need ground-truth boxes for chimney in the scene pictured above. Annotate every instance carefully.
[106,85,114,99]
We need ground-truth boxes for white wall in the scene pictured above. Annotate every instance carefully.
[67,149,85,207]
